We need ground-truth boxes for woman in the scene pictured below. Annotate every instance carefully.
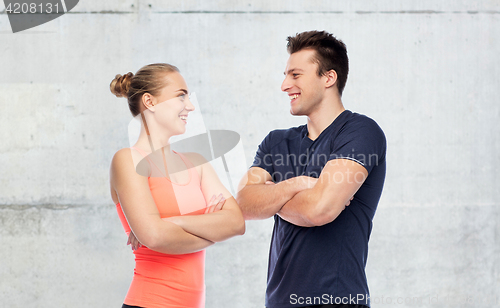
[109,63,245,308]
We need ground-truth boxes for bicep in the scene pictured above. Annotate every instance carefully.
[198,159,233,201]
[195,160,248,215]
[314,158,368,206]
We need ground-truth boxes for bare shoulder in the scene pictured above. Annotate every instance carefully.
[111,148,132,167]
[111,148,137,169]
[111,148,150,176]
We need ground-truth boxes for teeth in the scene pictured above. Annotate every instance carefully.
[290,94,299,100]
[180,116,187,120]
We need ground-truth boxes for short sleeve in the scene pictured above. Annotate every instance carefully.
[329,117,386,174]
[251,132,275,176]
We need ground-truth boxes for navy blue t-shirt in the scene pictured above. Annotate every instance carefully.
[251,110,386,308]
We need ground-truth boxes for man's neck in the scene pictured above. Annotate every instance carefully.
[306,96,345,141]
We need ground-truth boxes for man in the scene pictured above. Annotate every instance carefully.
[237,31,386,308]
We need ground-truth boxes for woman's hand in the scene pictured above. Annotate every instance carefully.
[127,231,142,251]
[204,193,226,214]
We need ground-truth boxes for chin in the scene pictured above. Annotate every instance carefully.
[171,128,186,137]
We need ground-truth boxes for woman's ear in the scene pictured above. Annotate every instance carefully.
[324,70,337,89]
[142,93,155,111]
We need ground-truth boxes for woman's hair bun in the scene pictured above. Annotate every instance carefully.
[110,72,134,97]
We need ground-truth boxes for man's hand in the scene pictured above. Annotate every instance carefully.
[346,196,354,207]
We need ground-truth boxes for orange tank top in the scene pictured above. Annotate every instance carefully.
[116,147,208,308]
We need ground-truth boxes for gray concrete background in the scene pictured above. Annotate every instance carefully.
[1,1,499,307]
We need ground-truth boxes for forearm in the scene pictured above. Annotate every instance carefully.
[165,206,245,243]
[278,188,344,227]
[142,220,214,254]
[236,178,303,220]
[278,189,318,227]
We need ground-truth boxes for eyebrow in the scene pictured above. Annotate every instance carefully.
[284,68,304,75]
[176,89,188,94]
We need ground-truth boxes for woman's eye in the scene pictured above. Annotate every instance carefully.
[179,94,186,101]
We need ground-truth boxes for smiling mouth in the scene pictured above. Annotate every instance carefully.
[179,115,187,121]
[289,94,300,102]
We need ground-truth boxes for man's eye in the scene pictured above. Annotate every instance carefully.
[292,74,299,78]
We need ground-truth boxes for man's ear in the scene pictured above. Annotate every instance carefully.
[142,93,155,111]
[324,70,337,89]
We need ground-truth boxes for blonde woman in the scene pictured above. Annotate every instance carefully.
[109,63,245,308]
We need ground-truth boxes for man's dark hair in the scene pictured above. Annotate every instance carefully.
[287,30,349,95]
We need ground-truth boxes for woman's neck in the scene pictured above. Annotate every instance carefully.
[133,112,173,154]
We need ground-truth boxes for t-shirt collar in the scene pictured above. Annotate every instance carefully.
[301,109,351,142]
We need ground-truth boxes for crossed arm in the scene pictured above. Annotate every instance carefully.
[236,159,368,227]
[110,149,245,255]
[160,152,245,242]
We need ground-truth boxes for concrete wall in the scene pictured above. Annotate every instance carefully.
[1,1,499,307]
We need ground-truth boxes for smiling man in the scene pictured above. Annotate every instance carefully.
[237,31,386,308]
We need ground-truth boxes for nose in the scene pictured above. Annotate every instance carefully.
[281,75,291,92]
[184,95,195,112]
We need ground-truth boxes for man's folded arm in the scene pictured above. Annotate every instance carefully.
[278,159,368,227]
[236,167,316,220]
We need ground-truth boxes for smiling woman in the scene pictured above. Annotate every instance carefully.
[108,63,245,308]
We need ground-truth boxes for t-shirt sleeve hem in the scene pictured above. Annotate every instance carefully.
[328,156,369,172]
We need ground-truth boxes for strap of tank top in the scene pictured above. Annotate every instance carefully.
[130,146,149,157]
[130,146,163,176]
[131,147,201,182]
[174,151,202,182]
